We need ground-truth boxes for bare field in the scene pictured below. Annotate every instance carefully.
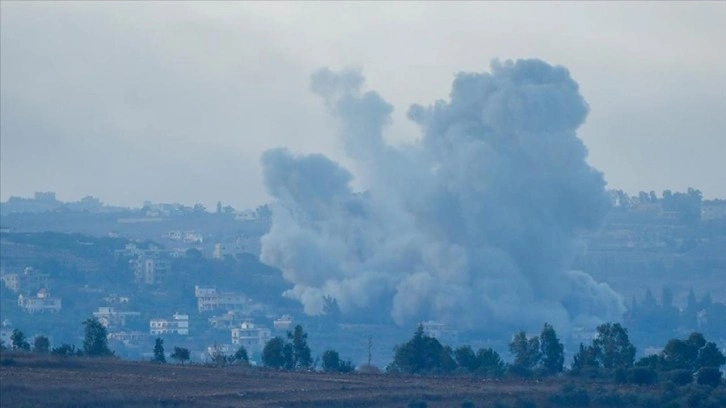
[0,353,557,407]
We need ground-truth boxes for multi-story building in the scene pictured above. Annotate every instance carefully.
[231,321,271,352]
[92,307,141,329]
[0,267,50,293]
[421,320,458,345]
[17,289,62,313]
[194,285,248,313]
[133,255,171,285]
[273,315,293,331]
[149,313,189,336]
[108,331,149,346]
[209,310,250,330]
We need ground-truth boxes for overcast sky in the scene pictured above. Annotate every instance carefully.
[2,1,725,209]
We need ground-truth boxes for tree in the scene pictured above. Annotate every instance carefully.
[234,345,249,365]
[476,348,505,377]
[262,337,287,369]
[153,338,166,363]
[170,347,190,365]
[82,317,114,357]
[390,325,454,374]
[11,329,30,351]
[572,343,599,370]
[52,344,79,357]
[697,342,726,368]
[509,331,541,376]
[208,345,230,366]
[321,349,354,373]
[696,367,723,387]
[660,332,708,371]
[539,323,564,375]
[33,335,50,354]
[283,342,295,370]
[454,345,478,372]
[288,325,313,370]
[591,323,635,370]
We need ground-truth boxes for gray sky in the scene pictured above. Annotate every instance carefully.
[2,1,725,209]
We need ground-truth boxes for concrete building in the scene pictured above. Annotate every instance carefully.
[209,310,250,330]
[0,267,50,293]
[149,313,189,336]
[273,315,293,331]
[133,255,171,285]
[92,307,141,329]
[194,285,248,313]
[231,321,271,352]
[108,331,149,346]
[17,289,62,313]
[420,320,458,344]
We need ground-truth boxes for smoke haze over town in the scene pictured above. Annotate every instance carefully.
[2,2,725,210]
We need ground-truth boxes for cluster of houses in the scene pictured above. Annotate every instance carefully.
[1,267,62,313]
[83,285,292,359]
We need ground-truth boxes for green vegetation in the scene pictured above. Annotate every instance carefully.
[33,335,50,353]
[2,319,724,408]
[321,349,354,373]
[170,346,190,364]
[233,345,249,365]
[10,329,30,351]
[82,317,114,357]
[153,338,166,363]
[261,324,315,370]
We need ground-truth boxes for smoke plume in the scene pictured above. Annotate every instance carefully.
[259,59,624,330]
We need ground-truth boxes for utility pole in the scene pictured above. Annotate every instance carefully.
[367,336,372,366]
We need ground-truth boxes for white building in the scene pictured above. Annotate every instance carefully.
[273,315,293,331]
[1,267,50,293]
[107,331,149,346]
[421,320,458,344]
[17,290,62,313]
[92,307,140,329]
[194,285,248,313]
[133,255,171,285]
[149,313,189,336]
[231,321,271,352]
[209,310,250,330]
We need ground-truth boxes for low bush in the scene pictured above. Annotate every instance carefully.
[628,367,658,386]
[667,369,694,386]
[696,367,722,388]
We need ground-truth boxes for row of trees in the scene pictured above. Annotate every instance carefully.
[4,318,724,388]
[2,318,114,357]
[260,324,354,373]
[386,322,724,388]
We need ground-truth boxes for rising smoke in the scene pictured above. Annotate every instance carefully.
[259,59,624,331]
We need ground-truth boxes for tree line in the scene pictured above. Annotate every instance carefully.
[2,318,724,387]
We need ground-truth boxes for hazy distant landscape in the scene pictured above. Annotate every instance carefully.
[2,2,725,407]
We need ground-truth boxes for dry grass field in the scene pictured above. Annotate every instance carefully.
[0,352,559,408]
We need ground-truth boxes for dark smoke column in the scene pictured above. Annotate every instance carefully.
[259,59,624,332]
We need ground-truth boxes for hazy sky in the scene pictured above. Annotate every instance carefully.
[2,2,725,209]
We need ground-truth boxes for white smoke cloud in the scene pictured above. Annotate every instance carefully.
[259,59,625,330]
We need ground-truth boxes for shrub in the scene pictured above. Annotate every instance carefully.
[593,392,623,407]
[628,367,658,385]
[547,385,590,407]
[514,397,537,408]
[407,399,428,408]
[667,369,694,386]
[51,344,78,357]
[460,400,476,408]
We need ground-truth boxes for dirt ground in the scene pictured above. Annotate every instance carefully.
[0,352,557,407]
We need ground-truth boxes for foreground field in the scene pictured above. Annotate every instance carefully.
[0,352,563,407]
